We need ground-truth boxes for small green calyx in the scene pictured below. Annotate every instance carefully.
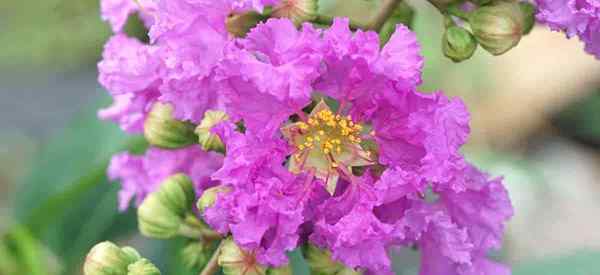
[469,1,524,55]
[137,174,196,239]
[271,0,318,26]
[197,185,231,213]
[443,25,477,62]
[304,245,362,275]
[84,242,160,275]
[181,241,217,270]
[227,11,265,37]
[195,110,229,153]
[218,238,267,275]
[144,103,197,149]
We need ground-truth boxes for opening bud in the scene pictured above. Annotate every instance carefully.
[519,1,536,35]
[137,174,196,239]
[84,242,159,275]
[271,0,318,26]
[469,1,524,55]
[197,185,231,213]
[218,238,267,275]
[127,259,161,275]
[144,103,197,149]
[195,110,229,153]
[226,12,265,37]
[304,245,362,275]
[443,25,477,62]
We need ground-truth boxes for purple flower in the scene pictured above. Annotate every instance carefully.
[204,17,512,274]
[536,0,600,58]
[108,146,223,211]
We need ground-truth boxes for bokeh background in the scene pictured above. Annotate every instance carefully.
[2,0,600,274]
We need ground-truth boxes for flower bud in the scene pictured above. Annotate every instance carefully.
[195,110,229,153]
[267,265,293,275]
[144,103,197,149]
[519,1,536,35]
[469,1,524,55]
[127,259,161,275]
[218,238,267,275]
[271,0,318,26]
[226,12,264,37]
[443,26,477,62]
[197,185,231,213]
[181,241,215,270]
[83,242,140,275]
[138,174,196,239]
[304,245,361,275]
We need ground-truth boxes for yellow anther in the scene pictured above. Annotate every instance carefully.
[314,136,321,141]
[298,144,305,150]
[318,130,325,136]
[306,137,313,142]
[323,149,330,154]
[331,162,338,168]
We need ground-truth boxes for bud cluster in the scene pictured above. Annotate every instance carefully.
[84,242,160,275]
[439,0,536,62]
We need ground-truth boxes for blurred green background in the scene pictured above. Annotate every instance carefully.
[2,0,600,274]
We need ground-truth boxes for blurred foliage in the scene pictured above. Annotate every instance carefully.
[553,90,600,147]
[0,0,145,71]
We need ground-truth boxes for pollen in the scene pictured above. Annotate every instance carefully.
[292,108,363,157]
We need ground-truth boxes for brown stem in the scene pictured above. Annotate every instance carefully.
[313,14,369,30]
[199,241,225,275]
[368,0,402,31]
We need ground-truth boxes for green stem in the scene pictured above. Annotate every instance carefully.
[368,0,403,31]
[182,214,222,241]
[199,241,224,275]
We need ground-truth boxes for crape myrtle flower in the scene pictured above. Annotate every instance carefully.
[98,0,281,133]
[203,18,513,275]
[108,146,223,211]
[536,0,600,59]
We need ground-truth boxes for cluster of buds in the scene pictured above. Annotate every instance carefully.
[438,0,535,62]
[83,242,160,275]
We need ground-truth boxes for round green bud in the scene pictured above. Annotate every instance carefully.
[218,239,267,275]
[271,0,318,26]
[127,259,161,275]
[519,1,536,35]
[197,185,231,213]
[443,26,477,62]
[195,110,229,153]
[226,12,265,37]
[138,174,196,239]
[469,1,524,55]
[83,242,140,275]
[181,241,215,270]
[144,103,197,149]
[304,245,362,275]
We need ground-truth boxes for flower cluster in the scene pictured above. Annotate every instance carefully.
[536,0,600,59]
[98,1,513,275]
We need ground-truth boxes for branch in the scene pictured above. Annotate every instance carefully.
[368,0,402,31]
[199,241,225,275]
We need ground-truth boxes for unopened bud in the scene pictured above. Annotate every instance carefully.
[469,1,524,55]
[144,103,197,149]
[181,241,215,270]
[443,26,477,62]
[195,110,228,153]
[138,174,195,239]
[519,1,536,35]
[218,238,267,275]
[271,0,318,26]
[84,242,160,275]
[197,185,231,213]
[127,259,161,275]
[227,12,264,37]
[304,245,361,275]
[267,265,293,275]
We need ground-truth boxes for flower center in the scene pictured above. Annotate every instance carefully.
[281,100,374,194]
[293,109,363,160]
